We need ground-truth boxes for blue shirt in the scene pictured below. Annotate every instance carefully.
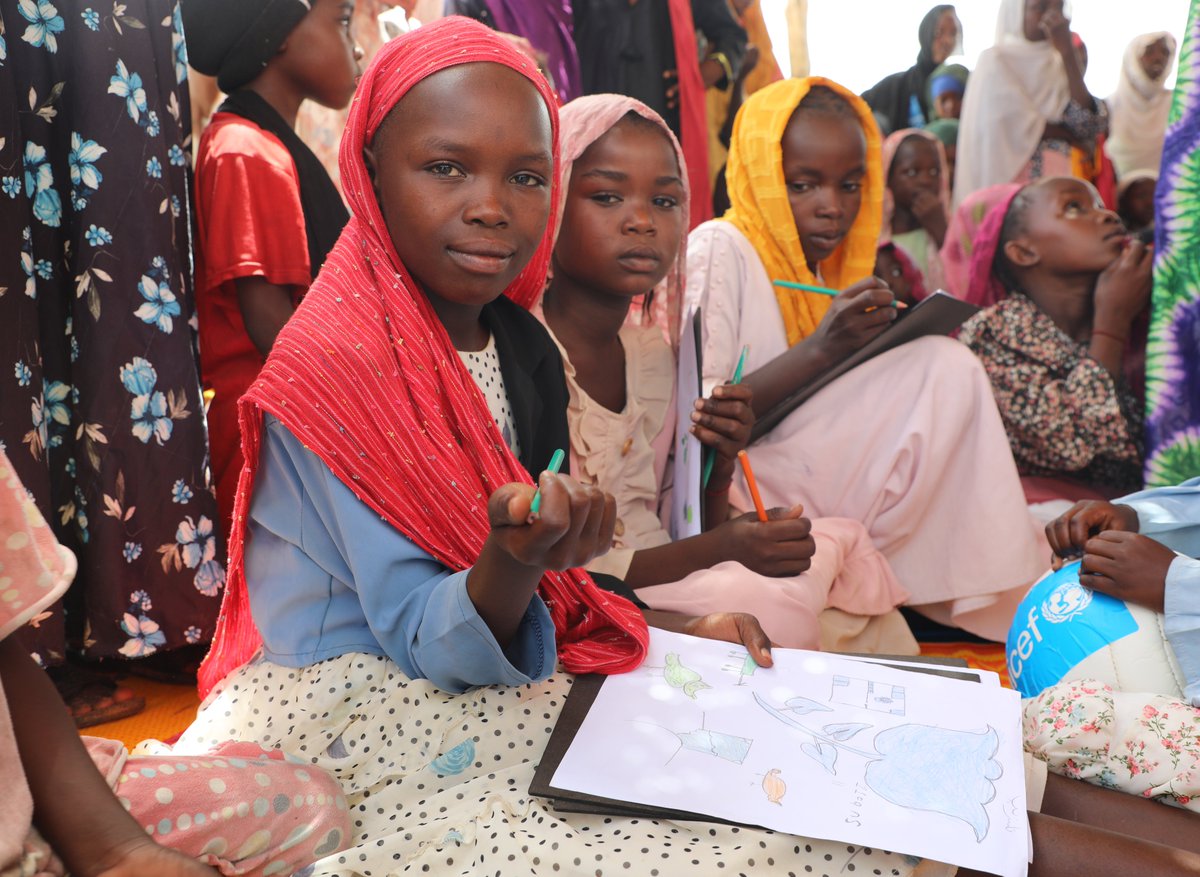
[1120,477,1200,706]
[244,414,556,694]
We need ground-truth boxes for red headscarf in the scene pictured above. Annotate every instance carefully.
[666,0,712,230]
[199,17,649,698]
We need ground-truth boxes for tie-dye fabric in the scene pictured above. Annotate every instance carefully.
[1147,2,1200,485]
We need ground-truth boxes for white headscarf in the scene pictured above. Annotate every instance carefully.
[1106,32,1177,178]
[952,0,1069,205]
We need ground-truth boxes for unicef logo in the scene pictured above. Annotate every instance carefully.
[1041,581,1093,624]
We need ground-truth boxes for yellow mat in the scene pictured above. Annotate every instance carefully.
[83,676,201,749]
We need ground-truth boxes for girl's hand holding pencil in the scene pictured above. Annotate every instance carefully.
[711,502,815,578]
[802,276,902,364]
[692,382,755,488]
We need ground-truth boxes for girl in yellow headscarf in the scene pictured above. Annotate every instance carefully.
[684,77,1049,642]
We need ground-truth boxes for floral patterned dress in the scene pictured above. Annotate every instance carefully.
[0,0,225,665]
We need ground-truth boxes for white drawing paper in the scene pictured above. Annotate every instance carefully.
[669,307,703,541]
[551,629,1029,877]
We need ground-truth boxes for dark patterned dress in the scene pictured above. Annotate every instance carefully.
[959,292,1144,493]
[0,0,224,664]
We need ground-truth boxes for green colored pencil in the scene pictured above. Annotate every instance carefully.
[530,448,565,516]
[772,279,839,296]
[702,345,749,489]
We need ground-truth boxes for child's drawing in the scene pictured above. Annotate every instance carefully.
[639,713,753,766]
[722,650,759,685]
[831,674,907,715]
[648,652,712,699]
[755,692,1001,842]
[761,768,787,805]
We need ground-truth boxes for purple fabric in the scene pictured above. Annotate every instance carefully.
[483,0,582,101]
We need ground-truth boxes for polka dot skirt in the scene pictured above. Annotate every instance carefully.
[171,654,940,876]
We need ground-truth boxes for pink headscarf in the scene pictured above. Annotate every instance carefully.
[940,182,1021,300]
[552,94,690,347]
[880,128,951,245]
[965,185,1024,308]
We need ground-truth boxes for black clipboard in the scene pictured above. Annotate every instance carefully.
[750,291,979,441]
[529,653,974,821]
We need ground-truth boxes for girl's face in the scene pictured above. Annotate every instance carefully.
[1022,0,1064,43]
[888,136,941,211]
[1012,178,1126,274]
[554,117,684,300]
[1141,37,1171,81]
[1119,178,1156,230]
[934,90,962,120]
[367,63,553,315]
[931,11,959,66]
[781,109,866,270]
[874,247,914,305]
[281,0,363,110]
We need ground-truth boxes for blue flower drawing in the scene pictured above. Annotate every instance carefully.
[18,0,64,53]
[184,625,202,644]
[34,259,52,280]
[119,356,157,395]
[1,177,19,198]
[123,542,142,563]
[85,224,112,247]
[134,273,180,333]
[81,7,99,30]
[145,110,159,137]
[42,379,70,428]
[171,479,192,504]
[14,361,32,387]
[69,132,107,193]
[167,144,186,167]
[145,156,162,178]
[118,612,166,657]
[108,60,148,123]
[23,141,61,228]
[131,391,172,444]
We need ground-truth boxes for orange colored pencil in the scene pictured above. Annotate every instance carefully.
[737,450,768,523]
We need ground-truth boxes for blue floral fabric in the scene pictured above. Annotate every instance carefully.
[0,0,224,664]
[1149,1,1200,485]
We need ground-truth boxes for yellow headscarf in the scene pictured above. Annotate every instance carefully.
[722,77,883,345]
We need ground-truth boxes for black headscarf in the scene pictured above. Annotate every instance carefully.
[182,0,311,94]
[861,4,958,136]
[216,91,349,278]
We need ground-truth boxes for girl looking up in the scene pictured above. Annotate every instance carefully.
[882,127,951,291]
[687,77,1048,641]
[184,0,362,539]
[958,177,1150,495]
[540,95,912,654]
[179,20,934,874]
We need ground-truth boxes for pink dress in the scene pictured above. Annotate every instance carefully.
[0,449,350,877]
[548,323,913,652]
[685,220,1051,641]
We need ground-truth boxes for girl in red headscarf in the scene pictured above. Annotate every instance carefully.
[172,18,942,876]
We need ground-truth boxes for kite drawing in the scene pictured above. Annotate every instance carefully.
[831,674,907,715]
[722,650,759,686]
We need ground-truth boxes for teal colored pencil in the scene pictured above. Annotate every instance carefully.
[702,345,749,489]
[530,448,565,516]
[772,279,839,296]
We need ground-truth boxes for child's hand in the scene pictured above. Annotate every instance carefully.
[809,277,898,364]
[715,505,815,577]
[487,475,616,572]
[1041,5,1073,56]
[691,383,754,479]
[1094,238,1153,330]
[682,612,774,668]
[1046,500,1139,562]
[1079,531,1174,612]
[910,189,948,241]
[92,838,218,877]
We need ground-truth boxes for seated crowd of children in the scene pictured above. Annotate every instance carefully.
[3,1,1198,875]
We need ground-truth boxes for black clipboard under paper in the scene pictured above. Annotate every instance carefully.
[750,291,979,441]
[529,653,974,821]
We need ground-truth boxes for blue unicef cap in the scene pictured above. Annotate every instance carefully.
[1006,561,1140,698]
